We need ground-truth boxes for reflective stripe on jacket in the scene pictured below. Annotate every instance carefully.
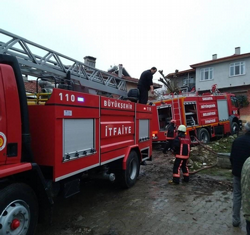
[175,136,191,159]
[165,131,175,140]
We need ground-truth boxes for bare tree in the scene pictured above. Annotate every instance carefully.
[158,70,180,93]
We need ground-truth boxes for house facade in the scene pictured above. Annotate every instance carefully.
[191,47,250,92]
[166,47,250,121]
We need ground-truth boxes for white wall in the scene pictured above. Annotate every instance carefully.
[196,57,250,91]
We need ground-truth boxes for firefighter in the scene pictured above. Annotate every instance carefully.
[163,119,176,154]
[169,125,191,185]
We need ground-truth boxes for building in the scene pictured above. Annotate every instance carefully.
[166,47,250,120]
[165,68,195,92]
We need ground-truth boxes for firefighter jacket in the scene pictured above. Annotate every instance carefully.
[241,157,250,221]
[165,123,176,140]
[172,132,191,159]
[137,69,153,91]
[230,131,250,177]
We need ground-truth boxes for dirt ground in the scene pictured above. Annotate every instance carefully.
[35,145,240,235]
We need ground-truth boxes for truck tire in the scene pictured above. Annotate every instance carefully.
[231,122,239,135]
[0,183,38,235]
[198,128,210,144]
[122,150,140,188]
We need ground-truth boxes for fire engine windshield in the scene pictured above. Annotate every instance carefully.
[230,96,239,108]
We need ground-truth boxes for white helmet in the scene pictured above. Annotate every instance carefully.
[178,125,186,132]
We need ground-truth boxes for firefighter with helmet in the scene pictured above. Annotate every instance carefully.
[163,119,177,154]
[169,124,191,185]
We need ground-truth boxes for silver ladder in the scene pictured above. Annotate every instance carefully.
[0,29,127,97]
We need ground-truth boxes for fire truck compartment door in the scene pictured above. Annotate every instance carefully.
[217,100,229,121]
[139,119,149,140]
[63,119,94,161]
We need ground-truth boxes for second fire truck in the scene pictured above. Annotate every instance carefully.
[151,90,242,144]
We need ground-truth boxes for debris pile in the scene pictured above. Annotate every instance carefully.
[189,135,237,170]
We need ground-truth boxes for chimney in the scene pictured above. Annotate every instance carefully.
[118,64,123,78]
[84,56,96,67]
[235,47,241,55]
[212,54,217,60]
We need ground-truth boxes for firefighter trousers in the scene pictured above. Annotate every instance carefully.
[172,158,189,184]
[138,87,148,104]
[163,140,173,153]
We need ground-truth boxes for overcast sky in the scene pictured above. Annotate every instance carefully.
[1,0,250,84]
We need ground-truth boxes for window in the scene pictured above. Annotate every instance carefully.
[229,61,245,76]
[200,67,213,81]
[157,106,172,131]
[183,77,194,85]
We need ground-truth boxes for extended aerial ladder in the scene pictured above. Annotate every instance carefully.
[0,29,127,97]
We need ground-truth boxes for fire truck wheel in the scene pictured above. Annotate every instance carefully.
[122,150,140,188]
[231,122,239,135]
[0,183,38,235]
[198,128,210,144]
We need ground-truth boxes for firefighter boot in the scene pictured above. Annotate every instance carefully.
[182,177,189,183]
[168,180,179,185]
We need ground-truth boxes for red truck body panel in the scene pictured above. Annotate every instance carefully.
[0,163,32,178]
[27,89,152,182]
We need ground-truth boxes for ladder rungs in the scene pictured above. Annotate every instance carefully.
[0,29,127,97]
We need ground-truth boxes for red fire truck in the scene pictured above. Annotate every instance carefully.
[151,90,242,144]
[0,30,152,234]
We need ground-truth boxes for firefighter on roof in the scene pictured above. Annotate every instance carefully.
[163,119,176,154]
[169,125,191,185]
